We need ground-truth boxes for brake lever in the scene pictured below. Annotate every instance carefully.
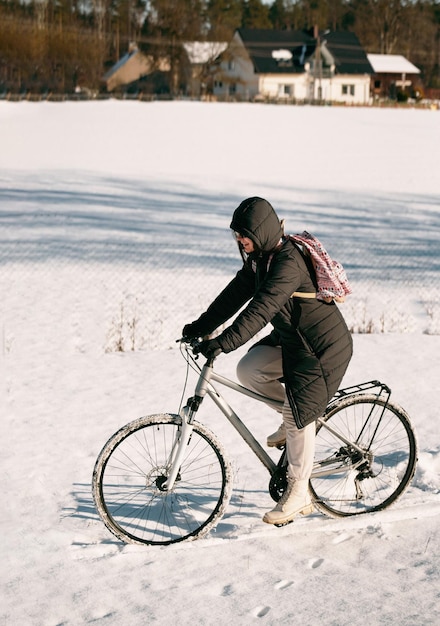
[177,337,202,358]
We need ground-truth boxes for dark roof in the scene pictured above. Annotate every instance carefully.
[323,31,373,74]
[237,28,373,75]
[237,28,314,74]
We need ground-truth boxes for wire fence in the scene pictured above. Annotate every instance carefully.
[1,178,439,356]
[2,230,439,359]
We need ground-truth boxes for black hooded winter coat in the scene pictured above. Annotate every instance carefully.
[192,197,353,428]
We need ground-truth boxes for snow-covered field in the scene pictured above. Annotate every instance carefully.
[1,101,439,625]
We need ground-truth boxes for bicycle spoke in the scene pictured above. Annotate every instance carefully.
[310,395,417,517]
[93,415,232,545]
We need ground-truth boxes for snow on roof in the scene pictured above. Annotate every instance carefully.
[183,42,228,64]
[367,54,420,74]
[272,49,293,61]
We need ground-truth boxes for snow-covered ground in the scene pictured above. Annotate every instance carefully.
[1,101,439,625]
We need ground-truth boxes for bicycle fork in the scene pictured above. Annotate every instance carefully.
[162,361,213,491]
[162,406,194,490]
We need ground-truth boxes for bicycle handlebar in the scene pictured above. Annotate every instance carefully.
[178,336,202,350]
[178,337,219,364]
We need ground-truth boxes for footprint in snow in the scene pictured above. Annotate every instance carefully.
[274,579,293,590]
[253,605,271,618]
[221,584,234,596]
[332,532,352,544]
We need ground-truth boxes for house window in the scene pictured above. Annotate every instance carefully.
[278,84,293,97]
[221,60,235,72]
[342,84,355,96]
[214,81,223,88]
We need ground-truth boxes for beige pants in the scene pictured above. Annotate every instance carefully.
[237,345,315,483]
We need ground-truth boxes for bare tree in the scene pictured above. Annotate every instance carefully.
[145,0,205,95]
[0,0,439,94]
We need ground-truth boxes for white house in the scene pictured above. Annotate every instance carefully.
[183,41,228,97]
[213,29,373,105]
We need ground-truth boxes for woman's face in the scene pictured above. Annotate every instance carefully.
[234,232,255,254]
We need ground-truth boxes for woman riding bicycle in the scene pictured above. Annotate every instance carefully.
[183,197,353,526]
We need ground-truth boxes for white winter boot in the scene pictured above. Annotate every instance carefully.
[267,423,286,447]
[263,479,314,525]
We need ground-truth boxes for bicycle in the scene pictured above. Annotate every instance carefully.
[92,339,418,546]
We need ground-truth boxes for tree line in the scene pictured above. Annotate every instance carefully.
[1,0,439,96]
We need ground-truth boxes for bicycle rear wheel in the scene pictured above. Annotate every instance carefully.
[310,394,417,517]
[92,414,232,545]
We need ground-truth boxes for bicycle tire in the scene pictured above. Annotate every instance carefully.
[310,394,417,518]
[92,414,233,545]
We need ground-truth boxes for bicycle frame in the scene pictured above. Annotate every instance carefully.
[163,358,279,491]
[164,347,392,491]
[204,366,281,474]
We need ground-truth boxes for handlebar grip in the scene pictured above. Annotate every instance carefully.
[179,337,202,352]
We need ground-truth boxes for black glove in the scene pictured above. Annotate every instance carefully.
[182,321,206,340]
[197,338,223,359]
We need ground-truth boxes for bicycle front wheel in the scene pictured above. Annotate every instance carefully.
[92,414,233,545]
[310,394,417,517]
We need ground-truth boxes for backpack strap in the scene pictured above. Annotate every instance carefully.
[291,291,316,299]
[288,239,317,299]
